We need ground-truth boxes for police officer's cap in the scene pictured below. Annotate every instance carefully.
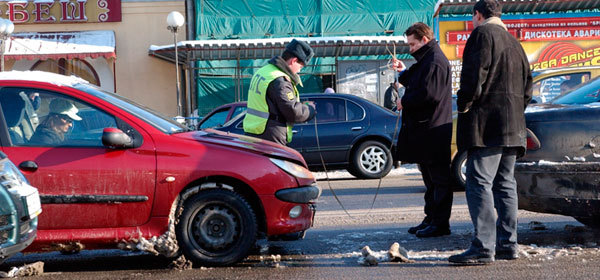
[285,39,314,65]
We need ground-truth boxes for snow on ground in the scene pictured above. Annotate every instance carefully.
[313,164,420,180]
[346,244,600,263]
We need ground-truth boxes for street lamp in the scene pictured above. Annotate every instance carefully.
[167,11,185,118]
[0,18,14,72]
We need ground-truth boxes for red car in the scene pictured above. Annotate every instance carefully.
[0,71,320,265]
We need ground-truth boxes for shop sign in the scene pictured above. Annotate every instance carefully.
[0,0,121,23]
[440,16,600,94]
[446,29,518,44]
[531,42,600,70]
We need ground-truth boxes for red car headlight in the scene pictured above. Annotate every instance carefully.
[269,158,313,179]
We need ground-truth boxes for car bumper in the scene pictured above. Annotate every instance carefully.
[275,184,321,203]
[1,218,37,262]
[260,193,319,236]
[515,162,600,218]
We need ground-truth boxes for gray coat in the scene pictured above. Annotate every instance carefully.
[251,56,315,146]
[456,20,533,157]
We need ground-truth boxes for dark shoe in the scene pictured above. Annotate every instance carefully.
[495,250,519,260]
[415,225,451,238]
[408,222,429,234]
[448,248,494,264]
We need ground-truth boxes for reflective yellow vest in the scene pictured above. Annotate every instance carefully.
[243,64,299,143]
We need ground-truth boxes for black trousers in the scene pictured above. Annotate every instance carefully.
[419,162,453,228]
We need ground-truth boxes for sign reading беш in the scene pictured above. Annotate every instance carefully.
[0,0,121,24]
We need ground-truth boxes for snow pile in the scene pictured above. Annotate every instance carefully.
[537,160,562,166]
[352,243,412,266]
[314,164,419,180]
[0,262,44,278]
[257,255,283,268]
[348,243,600,264]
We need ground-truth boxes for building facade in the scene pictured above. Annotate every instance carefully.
[4,0,185,116]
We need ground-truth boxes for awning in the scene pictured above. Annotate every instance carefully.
[148,36,409,64]
[6,30,116,61]
[436,0,600,16]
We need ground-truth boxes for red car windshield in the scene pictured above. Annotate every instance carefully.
[74,83,189,134]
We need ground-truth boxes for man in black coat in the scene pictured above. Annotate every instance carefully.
[449,0,532,264]
[394,22,454,238]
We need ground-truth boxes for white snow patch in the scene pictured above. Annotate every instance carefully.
[538,160,562,166]
[0,71,87,87]
[572,156,586,162]
[345,243,597,264]
[408,250,460,260]
[313,164,419,179]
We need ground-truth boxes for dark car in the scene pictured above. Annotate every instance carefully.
[0,71,320,266]
[214,93,400,179]
[514,78,600,228]
[0,152,41,264]
[196,102,247,130]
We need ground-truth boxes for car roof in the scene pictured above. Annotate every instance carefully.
[0,71,87,87]
[532,66,600,77]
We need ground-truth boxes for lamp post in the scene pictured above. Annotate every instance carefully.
[167,11,185,118]
[0,18,14,72]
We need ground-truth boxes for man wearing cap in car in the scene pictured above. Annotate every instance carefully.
[243,39,316,146]
[30,98,81,145]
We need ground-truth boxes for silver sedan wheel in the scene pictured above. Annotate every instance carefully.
[359,145,387,174]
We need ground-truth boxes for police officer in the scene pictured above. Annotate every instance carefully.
[243,39,316,146]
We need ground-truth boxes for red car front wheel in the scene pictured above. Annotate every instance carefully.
[176,188,257,266]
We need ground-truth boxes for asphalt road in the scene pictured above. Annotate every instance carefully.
[3,171,600,279]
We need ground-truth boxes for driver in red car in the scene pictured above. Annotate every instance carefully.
[30,99,81,145]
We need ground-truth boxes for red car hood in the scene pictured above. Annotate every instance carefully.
[174,129,308,166]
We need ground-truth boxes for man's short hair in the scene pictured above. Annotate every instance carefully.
[404,22,434,41]
[473,0,502,19]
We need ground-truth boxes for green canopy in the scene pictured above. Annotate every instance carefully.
[190,0,439,115]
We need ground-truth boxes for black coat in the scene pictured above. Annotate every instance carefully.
[456,22,532,157]
[29,126,63,145]
[396,40,453,164]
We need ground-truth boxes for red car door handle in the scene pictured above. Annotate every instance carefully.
[19,161,38,172]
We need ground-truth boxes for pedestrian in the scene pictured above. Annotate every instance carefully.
[449,0,532,264]
[394,22,454,238]
[324,87,335,94]
[383,81,400,111]
[243,39,316,146]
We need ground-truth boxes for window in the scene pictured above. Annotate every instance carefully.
[552,77,600,105]
[347,101,364,121]
[199,108,230,129]
[231,106,247,119]
[0,88,117,147]
[533,72,590,103]
[31,59,100,86]
[315,98,345,123]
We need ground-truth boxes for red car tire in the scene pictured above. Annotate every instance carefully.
[176,188,257,266]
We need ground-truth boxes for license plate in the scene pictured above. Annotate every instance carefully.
[25,191,42,219]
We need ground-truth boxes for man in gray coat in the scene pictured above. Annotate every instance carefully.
[449,0,532,264]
